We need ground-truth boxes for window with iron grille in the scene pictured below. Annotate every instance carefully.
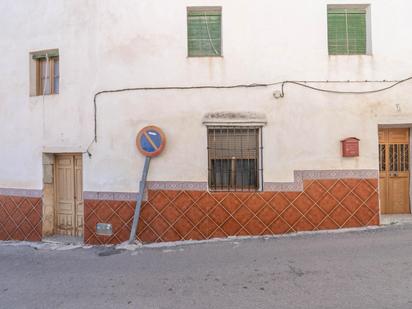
[328,6,369,55]
[207,127,261,191]
[187,7,222,57]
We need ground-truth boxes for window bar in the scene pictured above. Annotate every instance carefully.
[404,144,407,171]
[402,144,404,171]
[233,127,237,191]
[254,127,257,190]
[240,128,245,191]
[216,128,219,190]
[237,128,241,191]
[404,144,406,171]
[231,156,236,192]
[223,127,227,191]
[249,128,252,191]
[249,128,253,191]
[260,127,263,190]
[208,129,211,189]
[256,128,259,190]
[253,127,256,190]
[247,128,253,191]
[395,145,398,172]
[401,144,404,171]
[379,145,382,171]
[395,144,397,171]
[212,128,214,189]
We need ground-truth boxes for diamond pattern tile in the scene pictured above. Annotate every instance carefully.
[0,195,42,241]
[84,178,380,244]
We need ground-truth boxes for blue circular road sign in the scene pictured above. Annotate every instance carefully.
[136,126,166,157]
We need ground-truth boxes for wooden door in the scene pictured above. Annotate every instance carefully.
[379,128,410,214]
[55,154,83,236]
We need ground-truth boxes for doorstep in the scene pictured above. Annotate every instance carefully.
[381,214,412,225]
[43,235,83,245]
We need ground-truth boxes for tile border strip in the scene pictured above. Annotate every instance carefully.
[147,181,208,191]
[83,191,138,201]
[264,169,379,192]
[81,169,379,201]
[0,188,43,198]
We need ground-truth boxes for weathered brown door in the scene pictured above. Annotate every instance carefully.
[55,154,83,236]
[379,128,410,214]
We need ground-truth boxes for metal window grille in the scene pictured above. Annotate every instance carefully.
[207,126,262,191]
[389,144,409,172]
[328,8,367,55]
[379,143,409,172]
[379,144,386,172]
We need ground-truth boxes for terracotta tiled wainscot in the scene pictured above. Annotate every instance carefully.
[84,178,379,245]
[0,195,42,241]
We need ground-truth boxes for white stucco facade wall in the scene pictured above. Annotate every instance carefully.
[1,0,412,192]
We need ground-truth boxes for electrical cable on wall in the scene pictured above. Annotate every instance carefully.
[86,76,412,157]
[280,76,412,97]
[204,12,219,56]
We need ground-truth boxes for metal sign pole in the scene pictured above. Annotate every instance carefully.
[129,156,151,244]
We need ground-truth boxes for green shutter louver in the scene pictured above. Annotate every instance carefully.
[187,9,222,57]
[328,8,367,55]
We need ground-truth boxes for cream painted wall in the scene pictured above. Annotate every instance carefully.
[1,0,412,192]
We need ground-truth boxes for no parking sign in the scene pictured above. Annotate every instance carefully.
[136,126,166,157]
[129,125,166,243]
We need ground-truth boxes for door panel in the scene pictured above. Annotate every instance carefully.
[388,177,409,213]
[389,128,409,144]
[55,154,83,236]
[55,155,75,235]
[74,155,84,237]
[379,128,410,214]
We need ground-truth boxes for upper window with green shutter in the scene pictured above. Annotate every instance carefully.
[187,7,222,57]
[328,6,370,55]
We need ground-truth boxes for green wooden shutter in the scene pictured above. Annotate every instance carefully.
[188,10,221,57]
[347,11,367,54]
[328,8,367,55]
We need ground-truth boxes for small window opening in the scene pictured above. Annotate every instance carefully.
[187,7,222,57]
[30,50,59,96]
[327,5,371,55]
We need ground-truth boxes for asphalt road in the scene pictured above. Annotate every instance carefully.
[1,225,412,309]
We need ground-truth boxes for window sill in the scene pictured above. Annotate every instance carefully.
[328,54,372,57]
[187,55,223,58]
[208,188,260,193]
[30,93,59,97]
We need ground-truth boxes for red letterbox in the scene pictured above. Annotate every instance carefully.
[341,137,360,157]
